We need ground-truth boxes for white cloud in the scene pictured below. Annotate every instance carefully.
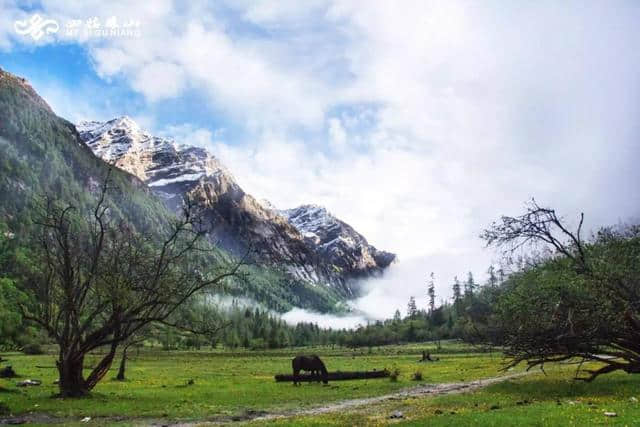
[327,117,347,151]
[158,124,216,149]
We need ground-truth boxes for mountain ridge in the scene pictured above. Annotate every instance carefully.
[0,68,345,313]
[77,117,396,297]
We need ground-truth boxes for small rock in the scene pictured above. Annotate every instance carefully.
[568,401,577,405]
[389,411,404,419]
[631,397,638,403]
[81,417,91,423]
[604,412,617,417]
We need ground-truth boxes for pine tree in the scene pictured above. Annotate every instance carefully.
[452,276,462,302]
[407,296,417,319]
[464,272,475,297]
[427,272,436,314]
[487,265,498,287]
[393,309,402,324]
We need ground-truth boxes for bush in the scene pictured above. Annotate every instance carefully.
[412,370,423,381]
[389,367,400,382]
[21,342,44,355]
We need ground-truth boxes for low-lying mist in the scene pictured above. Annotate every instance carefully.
[280,251,493,330]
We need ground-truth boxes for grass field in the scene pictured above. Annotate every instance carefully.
[262,365,640,426]
[1,342,639,426]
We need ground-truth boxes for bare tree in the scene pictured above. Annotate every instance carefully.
[18,171,246,396]
[481,199,587,271]
[482,200,640,381]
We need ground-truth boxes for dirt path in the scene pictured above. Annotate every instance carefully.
[179,372,530,425]
[0,373,528,426]
[237,372,528,424]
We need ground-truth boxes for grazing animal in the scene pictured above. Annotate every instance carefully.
[292,355,328,385]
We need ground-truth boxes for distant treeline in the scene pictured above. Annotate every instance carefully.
[127,269,502,351]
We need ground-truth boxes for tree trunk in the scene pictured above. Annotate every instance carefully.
[116,346,127,381]
[85,344,117,389]
[57,353,89,397]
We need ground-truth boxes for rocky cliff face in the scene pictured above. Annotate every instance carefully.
[77,117,395,297]
[281,204,396,276]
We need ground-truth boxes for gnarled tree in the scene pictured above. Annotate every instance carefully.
[482,199,640,381]
[18,172,245,396]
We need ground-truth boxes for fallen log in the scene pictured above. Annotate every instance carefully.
[275,369,389,382]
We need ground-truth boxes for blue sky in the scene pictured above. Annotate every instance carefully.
[2,0,640,319]
[0,43,246,141]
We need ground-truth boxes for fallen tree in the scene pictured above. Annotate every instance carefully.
[275,369,389,382]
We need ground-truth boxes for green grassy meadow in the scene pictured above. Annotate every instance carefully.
[1,343,639,426]
[260,363,640,426]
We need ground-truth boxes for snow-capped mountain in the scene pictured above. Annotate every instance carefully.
[282,205,396,274]
[77,117,229,208]
[77,117,395,297]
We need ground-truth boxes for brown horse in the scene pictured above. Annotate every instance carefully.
[292,355,328,385]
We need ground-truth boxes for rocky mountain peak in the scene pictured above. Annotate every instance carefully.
[77,118,231,204]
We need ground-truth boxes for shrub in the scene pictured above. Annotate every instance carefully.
[0,402,9,415]
[412,370,423,381]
